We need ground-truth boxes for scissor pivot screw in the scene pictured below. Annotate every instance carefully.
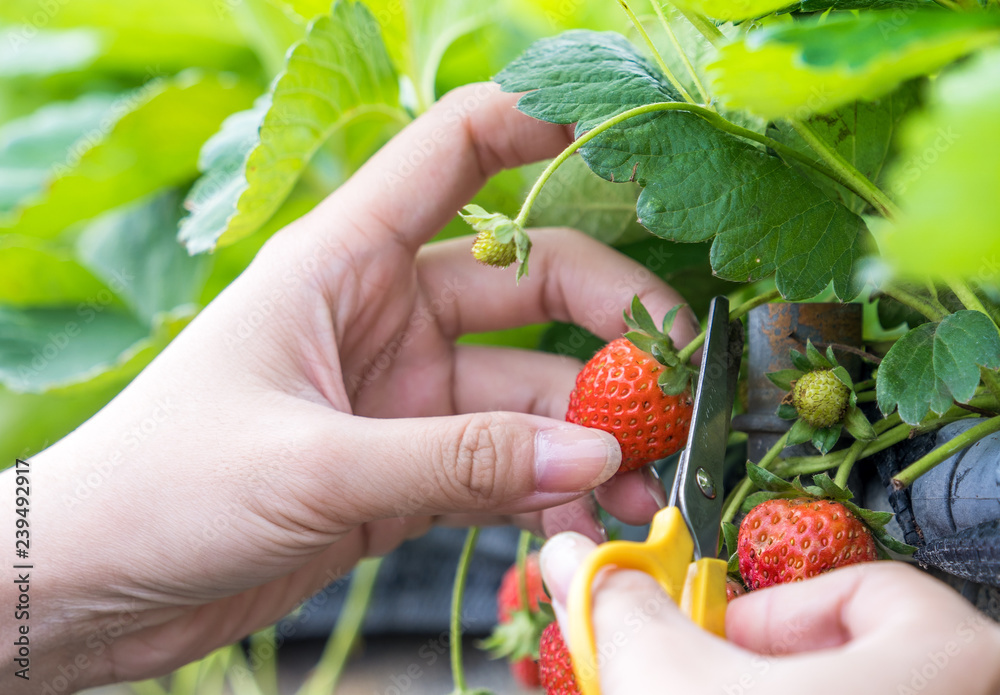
[696,467,716,499]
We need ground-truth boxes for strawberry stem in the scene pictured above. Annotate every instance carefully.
[677,289,781,364]
[449,527,481,695]
[721,430,789,524]
[879,285,948,322]
[515,530,532,614]
[833,439,866,489]
[616,0,696,104]
[893,415,1000,489]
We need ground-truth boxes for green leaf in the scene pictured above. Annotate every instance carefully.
[877,310,1000,424]
[722,521,739,557]
[498,30,870,301]
[805,340,832,369]
[76,192,209,326]
[746,462,797,493]
[741,489,782,513]
[0,306,193,394]
[526,157,649,246]
[831,365,853,390]
[767,369,803,391]
[727,552,740,575]
[709,12,1000,120]
[777,402,799,419]
[767,81,922,214]
[658,364,692,396]
[810,473,853,501]
[1,73,257,239]
[787,417,817,446]
[843,405,877,441]
[0,28,102,78]
[0,94,117,216]
[0,238,111,307]
[790,0,938,10]
[880,50,1000,280]
[180,1,406,253]
[812,424,841,454]
[790,349,813,372]
[629,294,659,336]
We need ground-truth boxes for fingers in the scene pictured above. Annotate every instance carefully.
[307,407,622,524]
[593,466,665,526]
[418,227,699,344]
[540,533,739,693]
[452,345,581,418]
[320,82,573,253]
[726,562,949,656]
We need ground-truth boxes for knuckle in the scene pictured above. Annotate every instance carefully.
[447,413,511,505]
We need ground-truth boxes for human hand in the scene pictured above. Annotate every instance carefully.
[1,83,697,691]
[540,532,1000,694]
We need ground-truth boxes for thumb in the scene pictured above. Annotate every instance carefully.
[324,410,621,521]
[540,533,738,694]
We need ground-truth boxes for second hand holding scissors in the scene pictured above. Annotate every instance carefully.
[566,296,744,695]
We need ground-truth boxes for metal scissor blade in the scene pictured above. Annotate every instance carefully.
[668,297,743,560]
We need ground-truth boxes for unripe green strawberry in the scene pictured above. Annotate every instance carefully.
[738,497,878,590]
[471,229,517,268]
[792,369,850,429]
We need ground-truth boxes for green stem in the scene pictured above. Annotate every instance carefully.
[834,439,866,489]
[855,391,877,403]
[514,102,847,228]
[650,0,711,105]
[880,285,948,322]
[297,558,383,695]
[249,627,278,695]
[853,378,876,392]
[721,431,789,524]
[449,528,481,694]
[619,0,695,103]
[677,288,782,363]
[674,5,725,46]
[893,415,1000,489]
[786,119,901,220]
[515,530,532,612]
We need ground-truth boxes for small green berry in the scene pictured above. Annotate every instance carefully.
[792,369,850,429]
[471,229,517,268]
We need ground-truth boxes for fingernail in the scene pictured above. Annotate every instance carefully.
[535,427,621,493]
[540,532,592,605]
[643,466,668,507]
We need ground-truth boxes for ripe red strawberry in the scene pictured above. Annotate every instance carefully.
[738,497,878,590]
[726,578,746,602]
[494,554,547,687]
[539,622,580,695]
[567,337,693,473]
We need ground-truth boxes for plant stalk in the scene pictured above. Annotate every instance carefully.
[515,530,532,613]
[879,285,948,322]
[449,527,481,694]
[677,288,782,363]
[893,415,1000,489]
[297,558,383,695]
[834,439,866,489]
[515,102,853,228]
[721,431,789,524]
[650,0,711,104]
[786,119,901,220]
[618,0,695,103]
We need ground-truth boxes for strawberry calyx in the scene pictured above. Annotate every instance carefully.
[460,204,532,281]
[623,295,696,396]
[480,601,554,662]
[721,462,915,578]
[767,340,876,454]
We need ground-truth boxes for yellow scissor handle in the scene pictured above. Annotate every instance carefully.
[566,506,728,695]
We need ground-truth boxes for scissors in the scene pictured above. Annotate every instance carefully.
[567,296,744,695]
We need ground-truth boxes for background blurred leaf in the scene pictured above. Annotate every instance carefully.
[709,12,1000,120]
[77,191,209,325]
[0,237,111,307]
[670,0,796,23]
[880,50,1000,280]
[767,80,922,214]
[180,1,406,253]
[0,93,116,215]
[0,28,103,78]
[1,73,257,239]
